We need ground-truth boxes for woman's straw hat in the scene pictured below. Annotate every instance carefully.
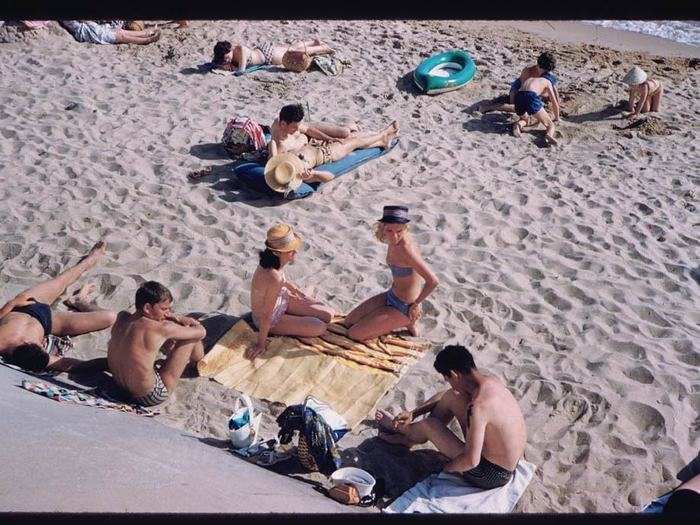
[264,154,305,193]
[265,223,302,252]
[623,66,648,86]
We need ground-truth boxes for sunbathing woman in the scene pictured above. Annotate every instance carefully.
[212,39,333,73]
[248,224,334,359]
[0,241,117,373]
[345,206,439,341]
[623,66,664,119]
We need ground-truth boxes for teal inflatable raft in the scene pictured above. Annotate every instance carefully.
[413,50,476,95]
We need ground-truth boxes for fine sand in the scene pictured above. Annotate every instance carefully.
[0,20,698,512]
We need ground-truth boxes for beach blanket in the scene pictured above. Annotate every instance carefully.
[197,317,429,430]
[235,138,399,200]
[384,460,536,514]
[199,62,274,76]
[20,379,158,416]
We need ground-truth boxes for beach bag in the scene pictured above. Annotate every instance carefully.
[221,117,267,160]
[282,48,312,72]
[228,394,262,449]
[328,484,360,505]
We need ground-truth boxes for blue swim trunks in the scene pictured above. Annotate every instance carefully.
[385,289,411,317]
[514,90,544,116]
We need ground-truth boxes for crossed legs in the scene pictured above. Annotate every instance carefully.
[327,121,399,162]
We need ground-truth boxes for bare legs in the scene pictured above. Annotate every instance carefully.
[328,121,399,162]
[377,390,466,460]
[288,39,334,56]
[159,339,204,392]
[115,28,161,45]
[20,242,106,305]
[268,296,333,338]
[512,108,557,145]
[308,121,360,140]
[52,283,117,337]
[345,292,410,342]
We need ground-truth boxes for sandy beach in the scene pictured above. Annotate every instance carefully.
[0,19,698,512]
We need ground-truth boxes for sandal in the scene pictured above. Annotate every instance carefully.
[187,167,212,182]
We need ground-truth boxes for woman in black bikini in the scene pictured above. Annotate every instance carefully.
[344,206,439,341]
[0,241,117,372]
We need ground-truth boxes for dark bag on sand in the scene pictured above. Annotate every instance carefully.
[276,404,341,475]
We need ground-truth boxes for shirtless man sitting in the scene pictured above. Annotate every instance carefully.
[0,241,117,374]
[512,75,560,146]
[376,344,527,489]
[107,281,206,407]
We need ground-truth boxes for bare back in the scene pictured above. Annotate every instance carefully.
[470,375,527,470]
[520,76,552,96]
[250,266,284,320]
[107,311,170,396]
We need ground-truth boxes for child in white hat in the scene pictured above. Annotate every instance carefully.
[623,66,664,119]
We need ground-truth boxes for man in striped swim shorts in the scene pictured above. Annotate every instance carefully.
[107,282,206,407]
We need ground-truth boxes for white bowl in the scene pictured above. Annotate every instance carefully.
[330,467,376,498]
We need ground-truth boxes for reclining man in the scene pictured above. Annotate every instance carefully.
[0,241,117,373]
[268,103,399,185]
[376,344,527,489]
[107,281,206,407]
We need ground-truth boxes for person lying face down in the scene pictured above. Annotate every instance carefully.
[0,241,116,374]
[247,223,334,360]
[344,205,439,342]
[107,281,206,407]
[375,344,527,490]
[211,39,334,73]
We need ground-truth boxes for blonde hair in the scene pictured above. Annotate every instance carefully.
[374,221,409,243]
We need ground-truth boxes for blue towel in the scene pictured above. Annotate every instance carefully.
[234,138,399,200]
[199,62,274,76]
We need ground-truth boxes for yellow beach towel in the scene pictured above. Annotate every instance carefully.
[197,319,430,430]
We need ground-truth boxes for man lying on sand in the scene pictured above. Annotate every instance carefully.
[107,281,206,407]
[623,66,664,119]
[480,51,560,115]
[512,75,560,145]
[376,344,527,489]
[212,39,333,73]
[0,241,116,373]
[60,20,161,45]
[269,103,362,158]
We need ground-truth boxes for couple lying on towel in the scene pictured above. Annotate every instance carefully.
[247,205,440,359]
[206,103,398,193]
[0,242,212,408]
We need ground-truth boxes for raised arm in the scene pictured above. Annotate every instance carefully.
[403,245,440,320]
[631,83,650,118]
[299,123,340,143]
[546,83,560,121]
[0,293,33,320]
[443,402,487,473]
[161,320,206,342]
